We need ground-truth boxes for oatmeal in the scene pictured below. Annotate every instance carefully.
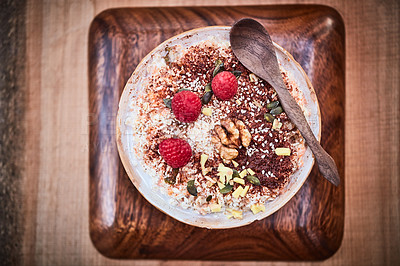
[122,37,308,218]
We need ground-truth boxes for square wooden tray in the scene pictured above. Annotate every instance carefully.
[88,5,345,261]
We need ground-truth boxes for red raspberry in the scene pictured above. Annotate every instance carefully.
[159,138,192,168]
[171,91,202,123]
[212,71,238,100]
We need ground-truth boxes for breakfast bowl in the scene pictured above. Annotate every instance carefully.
[116,26,321,229]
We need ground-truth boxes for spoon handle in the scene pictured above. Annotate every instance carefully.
[274,81,340,186]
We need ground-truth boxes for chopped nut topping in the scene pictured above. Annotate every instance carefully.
[250,203,266,214]
[272,119,282,130]
[232,186,244,198]
[240,185,250,197]
[233,177,245,185]
[213,118,252,160]
[221,118,240,147]
[234,119,251,147]
[210,203,222,212]
[202,107,212,116]
[275,147,291,156]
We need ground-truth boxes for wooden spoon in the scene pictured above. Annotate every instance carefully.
[230,18,340,186]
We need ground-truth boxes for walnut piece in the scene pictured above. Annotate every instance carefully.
[235,119,251,147]
[220,145,239,160]
[221,118,240,147]
[214,125,230,146]
[213,118,252,161]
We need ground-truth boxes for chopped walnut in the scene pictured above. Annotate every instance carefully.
[220,145,239,160]
[221,118,240,147]
[214,125,230,146]
[235,119,251,147]
[213,118,252,161]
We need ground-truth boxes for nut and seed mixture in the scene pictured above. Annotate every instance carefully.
[124,39,307,218]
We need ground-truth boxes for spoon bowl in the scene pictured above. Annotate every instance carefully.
[230,18,340,186]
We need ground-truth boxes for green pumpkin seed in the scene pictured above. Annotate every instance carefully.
[187,180,197,196]
[232,169,240,178]
[177,88,190,93]
[164,168,179,184]
[232,70,242,78]
[163,47,171,64]
[201,91,213,105]
[206,195,212,202]
[219,184,233,194]
[270,106,283,115]
[163,98,172,109]
[204,83,212,92]
[266,100,280,109]
[264,113,275,123]
[213,59,224,77]
[246,175,261,186]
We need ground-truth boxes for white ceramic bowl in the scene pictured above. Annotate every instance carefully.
[116,26,321,229]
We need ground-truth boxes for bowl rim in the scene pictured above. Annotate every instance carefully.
[116,26,321,229]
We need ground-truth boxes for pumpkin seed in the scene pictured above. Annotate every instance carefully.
[187,180,197,196]
[163,98,172,109]
[213,59,224,77]
[177,88,190,93]
[232,70,242,78]
[206,195,212,202]
[270,106,283,115]
[246,175,261,186]
[264,113,275,123]
[164,168,179,184]
[266,100,279,109]
[204,83,212,92]
[219,184,233,194]
[232,169,240,178]
[201,91,213,105]
[163,47,171,64]
[163,55,169,64]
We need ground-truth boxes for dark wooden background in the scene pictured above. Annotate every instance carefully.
[1,0,398,265]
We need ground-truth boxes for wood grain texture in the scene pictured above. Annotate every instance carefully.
[89,6,344,260]
[19,0,399,265]
[0,0,26,265]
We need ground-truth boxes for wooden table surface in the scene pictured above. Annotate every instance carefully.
[1,0,398,265]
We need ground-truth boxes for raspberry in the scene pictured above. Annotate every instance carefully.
[212,71,238,100]
[171,91,202,122]
[159,138,192,168]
